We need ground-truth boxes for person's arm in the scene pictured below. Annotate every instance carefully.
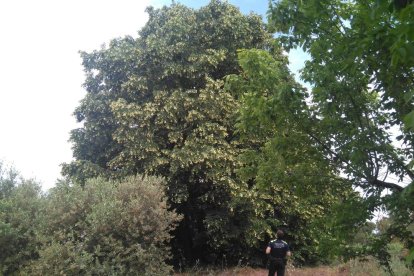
[266,246,271,254]
[286,244,291,258]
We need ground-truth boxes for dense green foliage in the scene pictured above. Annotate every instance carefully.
[226,48,359,264]
[266,0,414,268]
[60,0,405,268]
[0,163,43,275]
[0,162,179,274]
[25,176,180,275]
[62,0,276,266]
[2,0,413,273]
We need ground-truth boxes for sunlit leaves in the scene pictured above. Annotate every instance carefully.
[63,0,270,265]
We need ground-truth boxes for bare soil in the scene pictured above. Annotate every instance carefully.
[176,264,351,276]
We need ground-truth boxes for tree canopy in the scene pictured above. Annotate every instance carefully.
[267,0,414,266]
[60,0,359,266]
[63,0,273,265]
[55,0,414,270]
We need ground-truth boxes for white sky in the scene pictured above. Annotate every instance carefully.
[0,0,152,189]
[0,0,307,191]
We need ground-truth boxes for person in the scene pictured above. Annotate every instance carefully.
[265,229,291,276]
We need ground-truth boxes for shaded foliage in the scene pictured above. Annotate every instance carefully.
[268,0,414,269]
[226,48,358,265]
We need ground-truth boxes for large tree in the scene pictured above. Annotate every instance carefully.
[266,0,414,266]
[64,0,364,267]
[226,48,358,264]
[63,0,270,265]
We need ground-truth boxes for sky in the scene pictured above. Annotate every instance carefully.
[0,0,307,190]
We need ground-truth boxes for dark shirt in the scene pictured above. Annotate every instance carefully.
[268,239,290,258]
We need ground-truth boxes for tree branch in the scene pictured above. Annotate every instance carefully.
[371,179,403,192]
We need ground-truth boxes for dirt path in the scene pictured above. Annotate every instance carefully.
[217,266,349,276]
[176,265,351,275]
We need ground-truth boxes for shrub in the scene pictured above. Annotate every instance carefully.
[0,162,44,275]
[349,242,413,276]
[25,175,181,275]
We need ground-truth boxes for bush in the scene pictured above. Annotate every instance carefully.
[0,163,44,275]
[349,242,413,276]
[25,175,181,275]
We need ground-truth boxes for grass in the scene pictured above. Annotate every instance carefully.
[348,243,412,276]
[175,243,412,275]
[176,262,411,275]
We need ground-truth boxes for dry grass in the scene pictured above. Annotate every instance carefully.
[175,260,413,276]
[175,247,413,276]
[175,243,414,276]
[175,264,350,276]
[219,266,349,276]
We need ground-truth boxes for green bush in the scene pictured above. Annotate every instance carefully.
[25,175,181,275]
[349,242,413,276]
[0,163,44,275]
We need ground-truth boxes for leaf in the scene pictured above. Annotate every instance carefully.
[403,89,414,102]
[406,246,414,266]
[398,46,407,59]
[388,2,395,13]
[403,110,414,130]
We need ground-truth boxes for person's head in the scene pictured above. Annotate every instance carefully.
[276,229,284,239]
